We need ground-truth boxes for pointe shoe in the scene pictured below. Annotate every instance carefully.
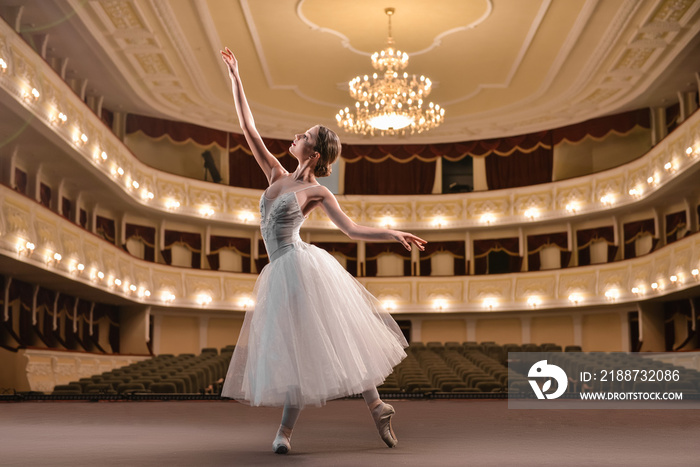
[272,427,292,454]
[371,402,398,448]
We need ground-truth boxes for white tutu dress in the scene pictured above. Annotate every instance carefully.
[221,185,408,408]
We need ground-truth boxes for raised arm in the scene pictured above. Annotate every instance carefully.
[220,47,286,184]
[314,187,426,251]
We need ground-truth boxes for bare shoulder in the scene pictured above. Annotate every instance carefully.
[310,184,335,201]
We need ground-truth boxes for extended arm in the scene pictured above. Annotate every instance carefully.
[316,187,426,251]
[220,47,285,184]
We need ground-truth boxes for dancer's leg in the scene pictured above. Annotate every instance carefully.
[362,387,398,448]
[273,396,301,454]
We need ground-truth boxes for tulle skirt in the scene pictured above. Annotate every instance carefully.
[221,241,408,408]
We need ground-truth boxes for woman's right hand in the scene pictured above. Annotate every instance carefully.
[220,47,239,77]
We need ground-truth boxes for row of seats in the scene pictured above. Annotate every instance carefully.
[52,346,235,395]
[54,341,696,397]
[379,343,512,394]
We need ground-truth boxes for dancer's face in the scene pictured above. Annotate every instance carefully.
[289,126,319,162]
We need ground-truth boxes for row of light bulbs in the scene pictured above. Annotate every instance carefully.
[12,231,700,311]
[12,237,262,309]
[15,238,151,298]
[380,267,700,312]
[160,289,255,310]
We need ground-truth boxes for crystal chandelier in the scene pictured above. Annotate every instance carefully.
[336,7,445,137]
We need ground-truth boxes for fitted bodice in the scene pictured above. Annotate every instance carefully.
[260,188,311,262]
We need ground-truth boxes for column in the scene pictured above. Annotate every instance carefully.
[152,314,163,355]
[466,318,477,342]
[649,107,667,146]
[520,316,531,344]
[199,316,209,352]
[572,314,582,347]
[411,318,422,342]
[472,156,488,191]
[432,157,442,194]
[620,311,630,352]
[678,90,698,123]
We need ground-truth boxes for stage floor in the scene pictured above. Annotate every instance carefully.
[1,399,698,466]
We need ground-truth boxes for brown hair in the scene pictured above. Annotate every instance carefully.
[313,125,341,177]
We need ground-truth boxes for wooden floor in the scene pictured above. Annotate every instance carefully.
[1,398,698,466]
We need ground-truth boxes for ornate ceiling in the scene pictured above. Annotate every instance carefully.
[7,0,700,143]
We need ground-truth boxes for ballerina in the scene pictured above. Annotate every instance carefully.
[219,47,426,454]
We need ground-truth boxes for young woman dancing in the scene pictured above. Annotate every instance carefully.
[219,47,426,454]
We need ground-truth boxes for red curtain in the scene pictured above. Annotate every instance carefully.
[473,238,521,275]
[527,232,570,271]
[364,243,412,277]
[419,241,466,276]
[14,168,26,195]
[101,107,114,129]
[665,211,687,244]
[126,113,228,147]
[485,145,553,190]
[207,236,252,272]
[576,226,617,266]
[344,157,436,195]
[666,103,680,134]
[61,198,72,221]
[96,216,116,244]
[623,219,657,259]
[229,149,297,190]
[162,230,202,268]
[124,223,156,262]
[39,183,51,208]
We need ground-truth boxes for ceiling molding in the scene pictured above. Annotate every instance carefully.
[294,0,494,58]
[442,0,550,106]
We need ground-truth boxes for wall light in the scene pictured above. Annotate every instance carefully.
[162,291,176,303]
[568,293,582,305]
[604,289,619,302]
[524,208,540,220]
[600,194,615,206]
[432,298,447,311]
[196,294,213,306]
[165,199,180,210]
[431,217,445,228]
[199,206,215,217]
[527,296,541,308]
[482,298,497,310]
[382,300,396,311]
[381,217,394,228]
[565,202,580,214]
[50,111,67,125]
[480,213,495,225]
[239,211,254,223]
[0,58,7,72]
